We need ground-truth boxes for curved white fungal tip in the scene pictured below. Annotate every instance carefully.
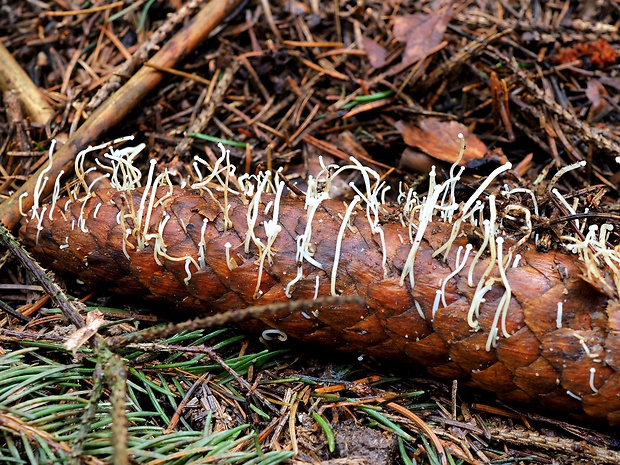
[549,161,587,196]
[93,202,103,219]
[183,258,193,285]
[457,132,464,139]
[224,242,236,271]
[19,192,29,217]
[589,367,599,393]
[261,329,288,341]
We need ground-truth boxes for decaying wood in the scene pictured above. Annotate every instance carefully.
[19,146,620,425]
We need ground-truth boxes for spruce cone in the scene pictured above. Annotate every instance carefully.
[18,148,620,425]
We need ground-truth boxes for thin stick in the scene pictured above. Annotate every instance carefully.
[0,224,85,329]
[106,295,364,349]
[0,299,32,323]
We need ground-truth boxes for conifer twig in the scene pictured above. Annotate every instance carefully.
[0,223,85,329]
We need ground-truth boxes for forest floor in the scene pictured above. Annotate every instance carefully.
[1,0,620,463]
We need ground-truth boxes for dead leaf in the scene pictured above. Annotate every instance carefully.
[63,309,105,356]
[362,37,387,68]
[586,79,611,123]
[395,118,487,164]
[393,9,453,67]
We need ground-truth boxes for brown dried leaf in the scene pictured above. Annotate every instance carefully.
[362,37,387,68]
[63,309,105,355]
[395,118,487,164]
[393,9,453,67]
[586,79,611,123]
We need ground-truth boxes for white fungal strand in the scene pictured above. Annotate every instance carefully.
[431,289,442,321]
[467,280,494,329]
[136,159,158,248]
[183,258,193,285]
[35,206,47,246]
[468,196,499,327]
[244,171,270,253]
[440,244,473,308]
[414,299,425,320]
[224,242,236,271]
[92,202,103,219]
[556,302,563,329]
[253,177,286,299]
[547,160,587,194]
[48,170,65,220]
[31,140,56,222]
[575,334,600,359]
[313,275,320,300]
[502,187,539,217]
[434,162,512,260]
[142,170,170,245]
[19,192,29,217]
[191,143,241,197]
[198,218,209,269]
[552,188,580,229]
[78,194,94,233]
[496,237,513,339]
[285,236,306,298]
[589,367,599,393]
[331,196,360,296]
[400,181,447,288]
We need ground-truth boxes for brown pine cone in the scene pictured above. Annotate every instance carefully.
[18,161,620,425]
